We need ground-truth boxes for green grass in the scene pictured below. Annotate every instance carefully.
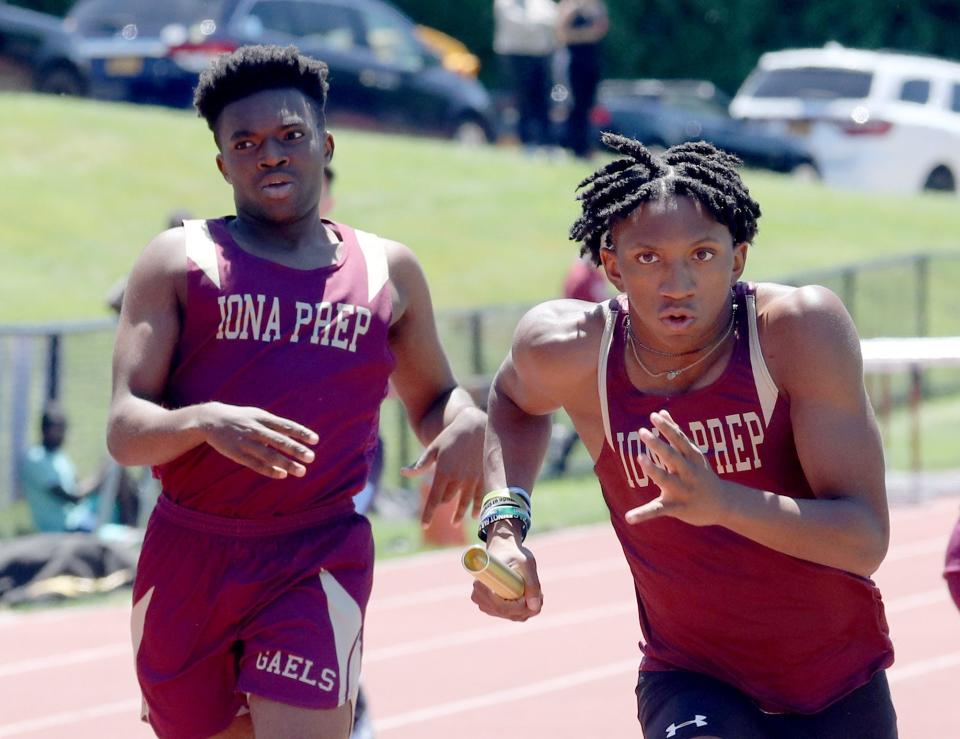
[3,92,960,546]
[2,92,959,322]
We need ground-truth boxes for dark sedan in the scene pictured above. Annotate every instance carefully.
[5,0,496,143]
[591,79,818,176]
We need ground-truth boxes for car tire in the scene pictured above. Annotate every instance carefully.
[37,65,86,97]
[923,166,955,192]
[453,118,488,146]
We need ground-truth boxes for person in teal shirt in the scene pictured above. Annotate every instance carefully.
[19,403,97,532]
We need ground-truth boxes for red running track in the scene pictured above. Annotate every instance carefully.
[0,495,957,738]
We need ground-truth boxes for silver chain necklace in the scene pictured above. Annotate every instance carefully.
[624,302,738,381]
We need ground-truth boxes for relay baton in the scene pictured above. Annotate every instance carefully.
[461,544,525,600]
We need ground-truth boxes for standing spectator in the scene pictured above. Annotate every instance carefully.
[19,402,98,533]
[493,0,558,151]
[557,0,608,158]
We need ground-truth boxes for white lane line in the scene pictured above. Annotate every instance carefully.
[0,698,141,738]
[0,644,130,679]
[366,602,635,663]
[0,586,946,680]
[884,588,949,614]
[888,651,960,683]
[373,556,627,610]
[373,659,639,731]
[1,647,959,735]
[373,645,960,733]
[885,536,949,562]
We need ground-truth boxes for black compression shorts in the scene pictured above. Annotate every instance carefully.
[636,668,897,739]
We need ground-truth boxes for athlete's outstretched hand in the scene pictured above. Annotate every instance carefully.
[200,401,318,479]
[624,410,727,527]
[471,534,543,621]
[402,407,486,526]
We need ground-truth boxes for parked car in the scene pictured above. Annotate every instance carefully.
[4,0,496,143]
[0,1,84,94]
[590,78,816,176]
[730,44,960,193]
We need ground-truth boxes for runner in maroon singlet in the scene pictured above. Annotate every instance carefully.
[471,134,897,738]
[108,46,485,739]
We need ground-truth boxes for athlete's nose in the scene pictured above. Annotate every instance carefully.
[258,137,289,169]
[660,263,695,299]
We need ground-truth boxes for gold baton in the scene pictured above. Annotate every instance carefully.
[461,544,525,600]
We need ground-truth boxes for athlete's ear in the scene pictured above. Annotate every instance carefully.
[216,153,231,184]
[323,131,335,165]
[599,245,624,293]
[731,242,748,285]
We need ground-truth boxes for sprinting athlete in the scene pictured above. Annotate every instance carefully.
[472,134,897,738]
[108,45,484,739]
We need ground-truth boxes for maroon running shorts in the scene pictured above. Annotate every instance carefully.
[131,495,372,738]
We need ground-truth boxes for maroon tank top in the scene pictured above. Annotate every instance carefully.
[593,282,893,713]
[155,218,395,519]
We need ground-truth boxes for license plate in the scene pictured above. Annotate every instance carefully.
[104,57,144,76]
[788,120,811,136]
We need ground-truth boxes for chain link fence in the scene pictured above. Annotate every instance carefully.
[3,252,960,536]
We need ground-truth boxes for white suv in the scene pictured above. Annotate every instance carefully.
[730,45,960,194]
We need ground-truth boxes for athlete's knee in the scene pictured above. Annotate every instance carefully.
[248,694,352,739]
[208,714,253,739]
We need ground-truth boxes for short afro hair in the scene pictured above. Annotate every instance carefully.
[571,133,762,264]
[194,45,329,133]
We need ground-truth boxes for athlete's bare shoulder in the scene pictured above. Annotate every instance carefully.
[376,237,421,326]
[754,281,862,393]
[123,226,189,316]
[135,226,188,277]
[511,298,610,390]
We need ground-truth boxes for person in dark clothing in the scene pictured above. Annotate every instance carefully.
[557,0,608,158]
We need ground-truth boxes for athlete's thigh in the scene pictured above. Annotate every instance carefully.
[236,514,374,714]
[636,670,767,739]
[947,571,960,612]
[132,516,248,738]
[764,670,897,739]
[248,694,352,739]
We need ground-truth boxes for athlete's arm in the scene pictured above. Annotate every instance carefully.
[384,241,486,524]
[628,285,889,577]
[106,229,317,479]
[474,300,603,620]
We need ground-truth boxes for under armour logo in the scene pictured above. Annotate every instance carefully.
[666,715,708,737]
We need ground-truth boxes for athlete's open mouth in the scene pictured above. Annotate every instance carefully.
[259,175,295,198]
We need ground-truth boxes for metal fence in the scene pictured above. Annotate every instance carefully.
[3,251,960,532]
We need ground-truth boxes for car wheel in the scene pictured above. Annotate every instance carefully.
[923,166,955,192]
[37,65,86,97]
[453,118,488,146]
[789,162,820,183]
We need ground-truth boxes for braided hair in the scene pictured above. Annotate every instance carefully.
[570,133,762,264]
[194,45,329,136]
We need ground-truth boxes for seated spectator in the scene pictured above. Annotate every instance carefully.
[19,403,98,533]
